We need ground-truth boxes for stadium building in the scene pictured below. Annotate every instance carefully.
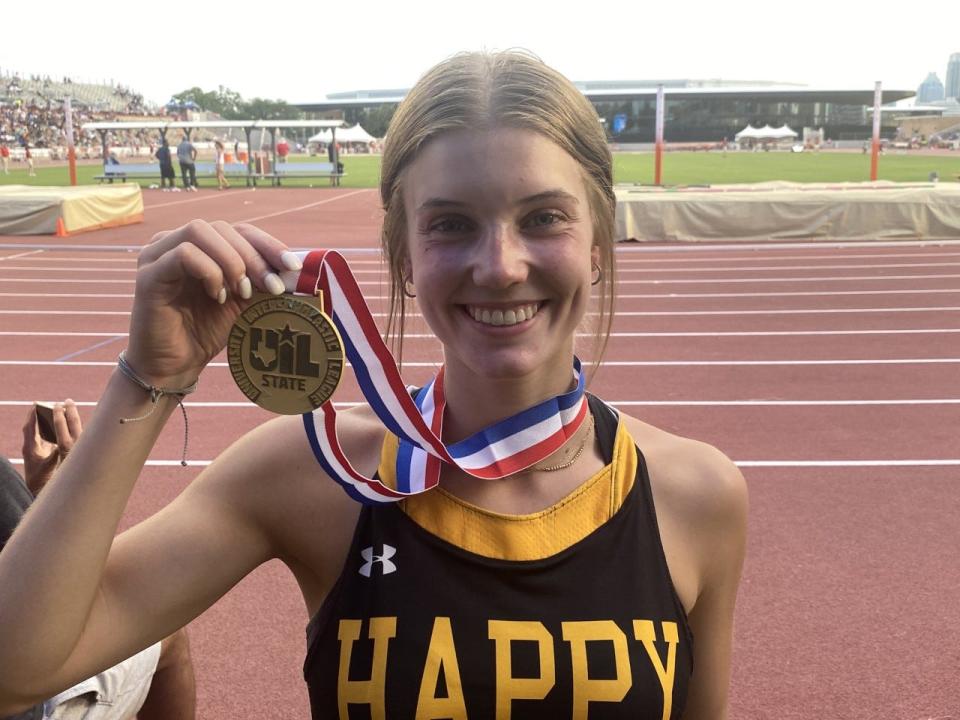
[296,80,915,143]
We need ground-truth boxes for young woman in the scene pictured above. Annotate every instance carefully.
[0,52,746,719]
[214,139,229,190]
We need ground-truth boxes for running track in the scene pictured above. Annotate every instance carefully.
[1,188,959,719]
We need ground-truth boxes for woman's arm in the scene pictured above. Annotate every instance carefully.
[673,445,748,720]
[0,221,300,712]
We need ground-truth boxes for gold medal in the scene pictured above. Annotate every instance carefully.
[227,292,344,414]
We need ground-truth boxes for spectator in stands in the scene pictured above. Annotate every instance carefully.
[156,139,177,191]
[0,144,8,175]
[0,402,196,720]
[176,135,197,192]
[214,139,229,191]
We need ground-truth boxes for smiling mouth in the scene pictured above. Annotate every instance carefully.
[464,302,542,327]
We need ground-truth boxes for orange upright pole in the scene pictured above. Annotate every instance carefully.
[654,85,665,185]
[870,81,882,182]
[64,97,77,186]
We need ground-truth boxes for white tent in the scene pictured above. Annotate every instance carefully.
[737,124,798,141]
[308,124,377,144]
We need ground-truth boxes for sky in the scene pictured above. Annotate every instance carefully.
[2,0,958,107]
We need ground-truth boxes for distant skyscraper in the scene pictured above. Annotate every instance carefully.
[918,72,945,103]
[946,53,960,100]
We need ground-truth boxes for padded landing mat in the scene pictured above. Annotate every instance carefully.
[615,181,960,242]
[0,184,143,235]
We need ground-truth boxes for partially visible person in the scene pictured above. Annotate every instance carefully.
[24,145,35,176]
[155,139,177,191]
[276,136,289,163]
[0,402,196,720]
[176,135,197,191]
[213,140,229,191]
[0,144,9,174]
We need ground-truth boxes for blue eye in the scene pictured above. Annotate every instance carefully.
[428,217,472,234]
[526,211,566,228]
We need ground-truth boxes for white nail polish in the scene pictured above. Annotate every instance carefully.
[217,287,227,304]
[239,276,253,299]
[281,251,303,271]
[265,273,285,295]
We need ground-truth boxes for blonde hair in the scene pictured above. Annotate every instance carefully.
[380,50,616,374]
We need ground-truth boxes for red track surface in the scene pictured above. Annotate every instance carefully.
[1,187,959,718]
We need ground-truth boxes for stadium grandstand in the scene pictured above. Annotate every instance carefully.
[0,71,250,162]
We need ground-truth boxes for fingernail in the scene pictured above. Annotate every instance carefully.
[239,275,253,299]
[264,273,285,295]
[281,251,302,271]
[217,287,227,304]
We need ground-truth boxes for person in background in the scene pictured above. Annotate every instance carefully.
[0,143,9,175]
[214,139,229,191]
[176,135,197,192]
[24,144,35,176]
[156,139,177,192]
[0,401,196,720]
[276,136,289,164]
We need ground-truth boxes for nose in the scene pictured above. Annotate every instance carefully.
[470,223,529,289]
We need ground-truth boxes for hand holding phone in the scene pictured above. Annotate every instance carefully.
[34,402,57,444]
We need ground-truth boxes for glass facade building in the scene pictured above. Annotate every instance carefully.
[946,53,960,101]
[297,83,914,143]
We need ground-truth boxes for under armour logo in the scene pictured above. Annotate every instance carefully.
[359,545,397,577]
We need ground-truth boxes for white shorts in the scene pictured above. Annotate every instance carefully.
[43,643,161,720]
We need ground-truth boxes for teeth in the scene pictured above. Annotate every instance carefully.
[469,303,539,327]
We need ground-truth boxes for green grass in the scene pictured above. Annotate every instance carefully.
[614,151,960,185]
[2,152,959,189]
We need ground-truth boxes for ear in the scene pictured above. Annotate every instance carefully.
[590,244,601,269]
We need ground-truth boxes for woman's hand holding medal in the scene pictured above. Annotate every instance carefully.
[125,220,301,388]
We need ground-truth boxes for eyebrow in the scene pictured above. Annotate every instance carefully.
[416,189,580,212]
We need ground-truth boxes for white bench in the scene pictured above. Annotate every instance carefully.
[269,161,345,186]
[96,162,250,183]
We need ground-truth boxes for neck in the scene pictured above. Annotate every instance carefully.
[439,354,577,443]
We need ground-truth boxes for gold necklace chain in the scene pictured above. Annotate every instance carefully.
[524,414,595,473]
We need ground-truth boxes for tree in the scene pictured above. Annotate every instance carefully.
[243,98,302,120]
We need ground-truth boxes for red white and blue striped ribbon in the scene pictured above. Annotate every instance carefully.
[285,249,587,505]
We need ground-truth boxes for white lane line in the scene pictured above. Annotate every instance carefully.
[147,189,258,208]
[8,261,960,274]
[1,358,957,368]
[0,293,135,298]
[614,239,960,252]
[6,458,960,468]
[616,274,960,284]
[613,251,960,264]
[736,460,960,467]
[1,399,958,408]
[4,328,960,339]
[236,188,372,223]
[3,307,958,318]
[615,262,960,273]
[3,457,958,468]
[4,273,960,286]
[0,250,45,261]
[617,289,960,298]
[4,288,959,302]
[613,307,960,316]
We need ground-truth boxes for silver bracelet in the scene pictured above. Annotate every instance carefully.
[116,350,199,466]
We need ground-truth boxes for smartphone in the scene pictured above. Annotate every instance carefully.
[34,402,57,443]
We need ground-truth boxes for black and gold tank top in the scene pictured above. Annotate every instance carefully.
[304,395,694,719]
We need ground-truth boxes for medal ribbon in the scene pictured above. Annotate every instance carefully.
[285,250,587,505]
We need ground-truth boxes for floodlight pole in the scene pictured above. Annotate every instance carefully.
[654,85,665,185]
[870,81,881,182]
[63,97,77,186]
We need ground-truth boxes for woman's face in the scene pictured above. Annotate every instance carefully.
[402,127,597,386]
